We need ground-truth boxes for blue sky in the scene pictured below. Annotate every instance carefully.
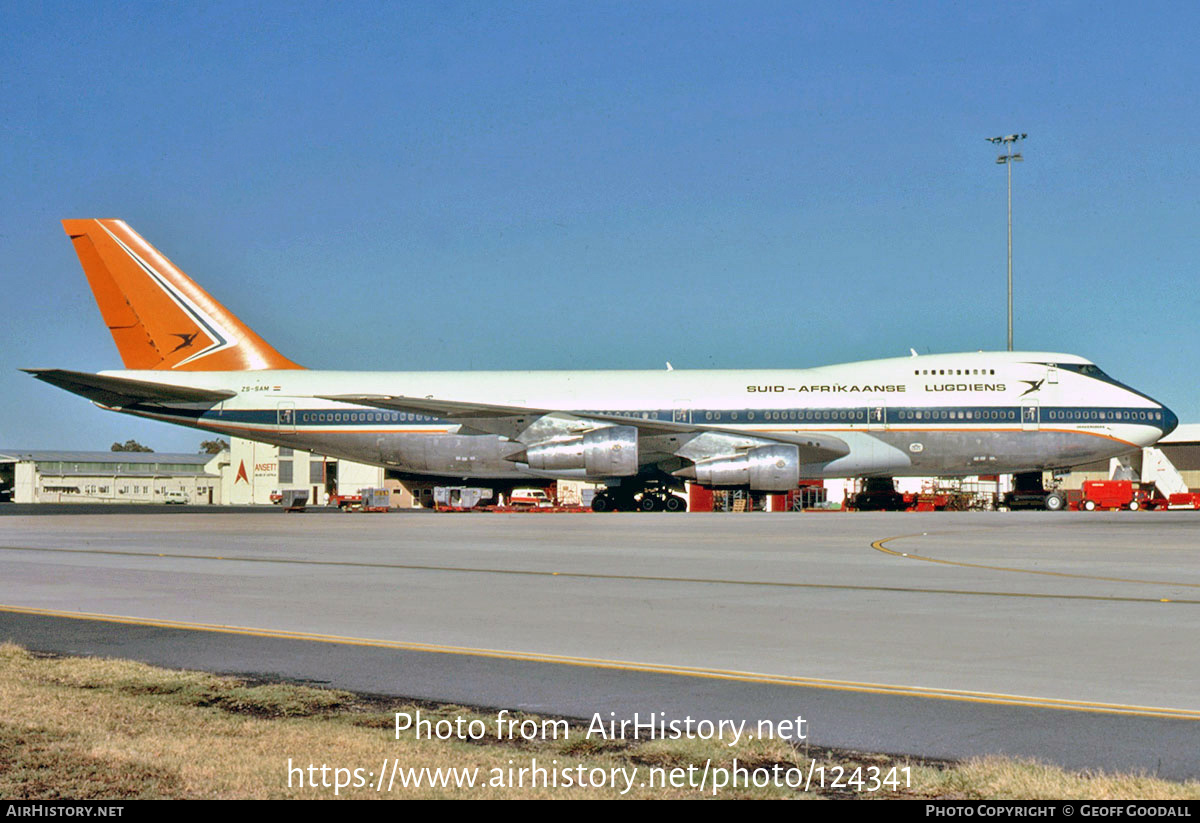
[2,1,1197,452]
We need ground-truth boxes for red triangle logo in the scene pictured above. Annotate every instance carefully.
[235,460,249,485]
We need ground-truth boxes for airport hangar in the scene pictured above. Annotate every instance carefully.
[2,423,1197,509]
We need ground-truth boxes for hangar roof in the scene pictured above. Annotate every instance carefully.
[1161,424,1200,445]
[0,450,214,463]
[0,450,221,475]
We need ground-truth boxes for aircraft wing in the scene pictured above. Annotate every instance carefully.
[318,393,850,462]
[319,393,557,421]
[24,369,235,407]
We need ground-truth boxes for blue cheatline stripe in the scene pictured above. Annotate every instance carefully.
[128,403,1172,433]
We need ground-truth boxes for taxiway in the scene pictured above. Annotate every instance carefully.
[1,510,1197,777]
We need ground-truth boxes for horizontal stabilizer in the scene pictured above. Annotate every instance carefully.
[23,369,235,407]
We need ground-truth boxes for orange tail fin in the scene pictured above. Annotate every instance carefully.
[62,219,303,371]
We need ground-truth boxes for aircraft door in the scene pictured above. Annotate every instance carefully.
[1021,401,1040,432]
[277,401,296,434]
[867,405,886,432]
[672,401,692,424]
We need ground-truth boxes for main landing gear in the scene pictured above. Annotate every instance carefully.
[591,485,686,512]
[1002,471,1067,511]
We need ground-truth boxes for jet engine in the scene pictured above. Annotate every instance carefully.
[525,425,639,477]
[686,444,800,491]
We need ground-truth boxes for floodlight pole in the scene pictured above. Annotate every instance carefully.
[988,133,1026,351]
[1006,153,1013,352]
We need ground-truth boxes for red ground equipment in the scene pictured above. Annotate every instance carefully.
[1167,492,1200,510]
[1078,480,1142,511]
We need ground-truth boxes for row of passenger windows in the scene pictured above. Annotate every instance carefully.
[1047,410,1161,422]
[699,408,1164,424]
[897,409,1016,421]
[914,369,996,376]
[605,410,656,419]
[702,409,865,422]
[295,408,1162,425]
[301,411,435,424]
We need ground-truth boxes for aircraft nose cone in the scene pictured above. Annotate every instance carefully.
[1161,405,1179,439]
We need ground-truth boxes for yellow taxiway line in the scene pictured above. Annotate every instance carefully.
[2,603,1198,722]
[872,534,1200,594]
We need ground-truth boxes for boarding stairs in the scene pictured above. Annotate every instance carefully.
[1140,447,1189,497]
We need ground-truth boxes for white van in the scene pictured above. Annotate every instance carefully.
[509,488,553,509]
[164,490,189,505]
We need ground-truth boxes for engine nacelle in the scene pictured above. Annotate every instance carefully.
[691,444,800,491]
[525,425,638,477]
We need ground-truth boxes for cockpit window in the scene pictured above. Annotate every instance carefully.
[1055,363,1143,395]
[1072,364,1110,380]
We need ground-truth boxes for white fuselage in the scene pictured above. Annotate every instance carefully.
[101,350,1176,482]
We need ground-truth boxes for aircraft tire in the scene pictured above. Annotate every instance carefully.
[638,496,661,512]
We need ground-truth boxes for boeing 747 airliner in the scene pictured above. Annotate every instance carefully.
[26,219,1177,511]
